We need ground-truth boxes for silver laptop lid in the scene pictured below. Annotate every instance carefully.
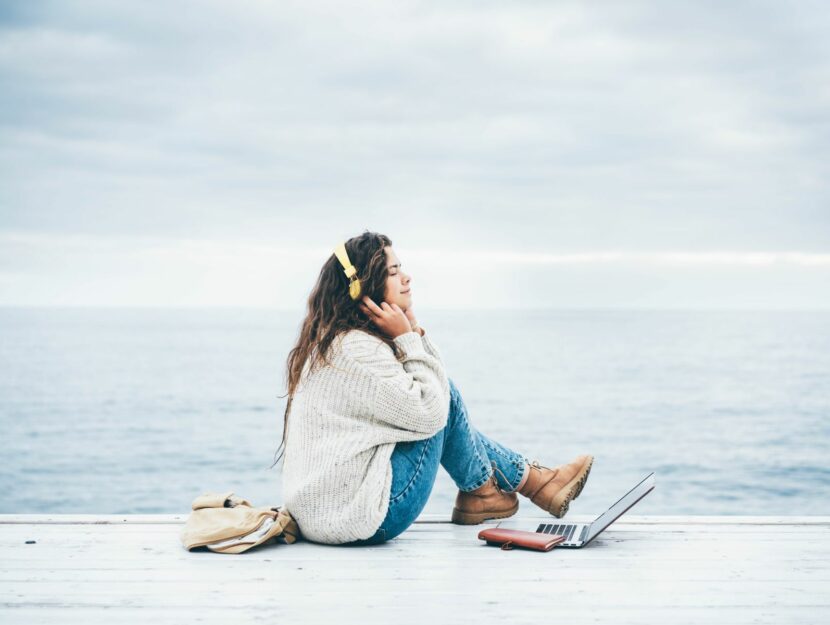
[585,472,656,544]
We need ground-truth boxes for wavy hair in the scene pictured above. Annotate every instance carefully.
[270,230,403,469]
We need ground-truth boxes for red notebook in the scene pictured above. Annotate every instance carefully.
[478,528,566,552]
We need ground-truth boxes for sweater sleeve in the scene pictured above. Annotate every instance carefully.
[339,330,451,436]
[419,329,444,363]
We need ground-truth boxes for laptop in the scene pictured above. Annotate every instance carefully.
[493,472,656,548]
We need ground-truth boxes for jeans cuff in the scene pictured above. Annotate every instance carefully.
[462,469,494,492]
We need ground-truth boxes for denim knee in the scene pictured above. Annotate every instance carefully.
[447,377,463,415]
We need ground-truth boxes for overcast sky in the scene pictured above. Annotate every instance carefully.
[1,1,828,309]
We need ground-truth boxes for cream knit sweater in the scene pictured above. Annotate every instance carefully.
[281,328,451,544]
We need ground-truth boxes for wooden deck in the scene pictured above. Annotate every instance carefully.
[1,514,828,624]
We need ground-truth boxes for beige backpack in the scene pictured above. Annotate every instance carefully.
[181,491,301,554]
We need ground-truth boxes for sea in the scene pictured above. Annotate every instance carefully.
[1,307,828,516]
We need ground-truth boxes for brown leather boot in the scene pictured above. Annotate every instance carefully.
[451,473,519,525]
[518,455,594,518]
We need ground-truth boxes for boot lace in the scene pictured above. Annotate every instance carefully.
[489,461,516,495]
[521,460,559,499]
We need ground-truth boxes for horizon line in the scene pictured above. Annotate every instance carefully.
[1,304,828,312]
[2,232,829,266]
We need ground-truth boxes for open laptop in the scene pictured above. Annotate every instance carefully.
[493,472,656,548]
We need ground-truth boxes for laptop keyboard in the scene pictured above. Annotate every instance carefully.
[536,523,584,543]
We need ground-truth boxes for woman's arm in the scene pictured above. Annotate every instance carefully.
[339,330,450,436]
[416,326,447,365]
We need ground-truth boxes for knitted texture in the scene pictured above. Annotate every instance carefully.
[281,329,450,544]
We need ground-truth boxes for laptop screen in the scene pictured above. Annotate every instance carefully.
[587,473,656,542]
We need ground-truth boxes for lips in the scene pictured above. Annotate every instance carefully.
[401,289,411,294]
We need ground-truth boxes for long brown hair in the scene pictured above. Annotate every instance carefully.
[270,230,404,469]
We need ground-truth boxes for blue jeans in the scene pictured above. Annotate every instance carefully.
[341,377,528,546]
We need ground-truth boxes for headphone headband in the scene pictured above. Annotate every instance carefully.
[333,241,362,300]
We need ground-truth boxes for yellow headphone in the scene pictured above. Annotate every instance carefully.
[333,241,362,300]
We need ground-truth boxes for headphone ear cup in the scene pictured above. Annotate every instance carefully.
[349,279,362,300]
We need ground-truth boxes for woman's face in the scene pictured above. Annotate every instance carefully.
[383,246,412,310]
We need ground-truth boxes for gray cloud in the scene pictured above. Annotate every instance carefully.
[0,1,828,306]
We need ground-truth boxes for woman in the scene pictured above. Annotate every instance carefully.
[276,230,593,546]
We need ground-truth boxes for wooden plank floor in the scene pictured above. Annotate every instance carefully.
[1,514,828,624]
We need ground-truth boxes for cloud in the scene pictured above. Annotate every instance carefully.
[0,1,827,305]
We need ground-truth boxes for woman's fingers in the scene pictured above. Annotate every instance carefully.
[361,298,408,331]
[361,296,384,316]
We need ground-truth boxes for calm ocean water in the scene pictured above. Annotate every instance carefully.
[1,307,828,516]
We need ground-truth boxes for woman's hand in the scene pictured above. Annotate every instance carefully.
[359,296,413,339]
[403,306,423,336]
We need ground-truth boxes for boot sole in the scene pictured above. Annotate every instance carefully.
[550,455,594,518]
[450,500,519,525]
